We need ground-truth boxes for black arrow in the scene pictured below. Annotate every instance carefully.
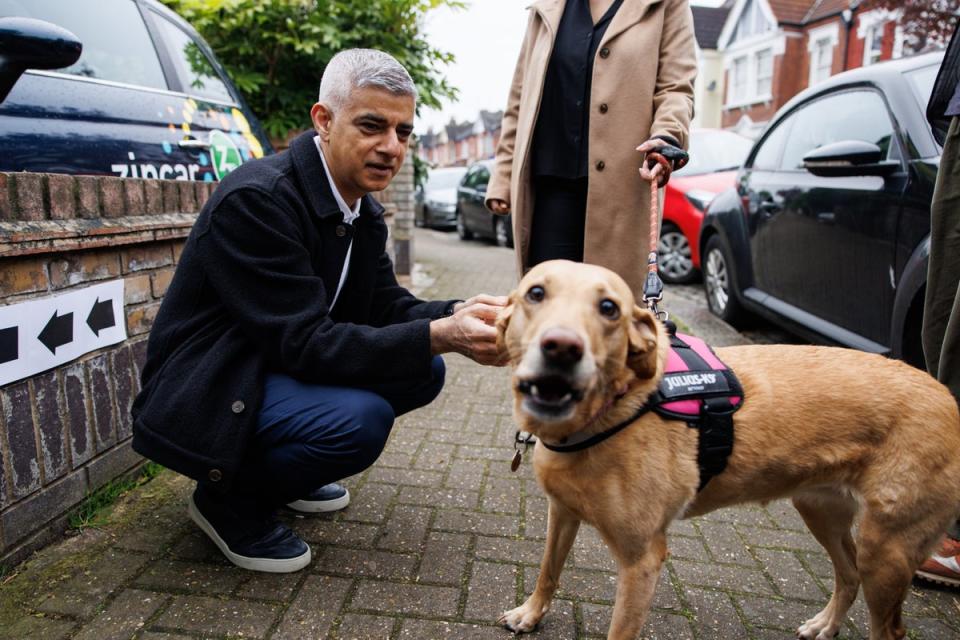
[86,297,116,336]
[0,326,17,364]
[38,311,73,354]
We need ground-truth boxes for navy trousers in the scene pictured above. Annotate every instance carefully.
[213,356,446,514]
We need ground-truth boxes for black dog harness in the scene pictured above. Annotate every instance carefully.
[541,327,744,491]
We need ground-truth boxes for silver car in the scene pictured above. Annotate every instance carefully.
[414,166,467,229]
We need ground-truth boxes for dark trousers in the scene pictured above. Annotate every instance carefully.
[528,176,588,267]
[922,116,960,540]
[205,356,446,515]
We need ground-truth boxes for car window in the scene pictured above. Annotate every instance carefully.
[476,166,490,187]
[779,90,895,170]
[463,168,482,188]
[151,13,234,103]
[427,169,466,190]
[677,130,753,175]
[905,65,938,112]
[751,117,792,170]
[1,0,167,90]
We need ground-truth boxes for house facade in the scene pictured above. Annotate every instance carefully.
[418,109,503,167]
[717,0,908,136]
[691,4,732,129]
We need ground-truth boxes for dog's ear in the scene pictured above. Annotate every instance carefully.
[627,306,660,379]
[495,294,516,355]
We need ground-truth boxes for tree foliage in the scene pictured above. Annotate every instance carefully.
[161,0,461,141]
[862,0,959,51]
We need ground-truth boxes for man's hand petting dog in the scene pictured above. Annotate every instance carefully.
[431,294,509,366]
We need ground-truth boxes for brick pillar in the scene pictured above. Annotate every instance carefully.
[379,152,415,277]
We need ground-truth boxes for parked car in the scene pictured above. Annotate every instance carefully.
[658,129,753,284]
[456,160,513,247]
[0,0,272,181]
[699,51,943,367]
[414,166,467,229]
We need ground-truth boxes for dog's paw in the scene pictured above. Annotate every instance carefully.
[498,602,546,635]
[797,613,840,640]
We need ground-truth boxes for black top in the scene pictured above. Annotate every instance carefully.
[532,0,624,179]
[132,131,456,490]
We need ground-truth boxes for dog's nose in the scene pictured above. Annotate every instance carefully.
[540,328,584,366]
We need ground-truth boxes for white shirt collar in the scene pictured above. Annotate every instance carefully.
[314,135,361,225]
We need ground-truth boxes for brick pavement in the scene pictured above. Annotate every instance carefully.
[1,228,958,639]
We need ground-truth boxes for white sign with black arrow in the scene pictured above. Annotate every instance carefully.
[0,279,126,386]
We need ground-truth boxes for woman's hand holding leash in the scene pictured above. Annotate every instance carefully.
[637,138,689,188]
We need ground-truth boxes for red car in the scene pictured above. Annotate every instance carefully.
[658,129,753,283]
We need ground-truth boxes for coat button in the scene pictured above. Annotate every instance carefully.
[599,47,610,59]
[599,103,608,114]
[336,224,346,237]
[231,400,245,414]
[208,468,223,482]
[596,160,605,171]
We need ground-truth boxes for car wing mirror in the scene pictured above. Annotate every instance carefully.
[0,17,82,103]
[802,140,898,178]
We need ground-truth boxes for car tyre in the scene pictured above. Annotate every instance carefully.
[702,234,747,326]
[456,209,473,240]
[494,216,512,248]
[657,222,698,284]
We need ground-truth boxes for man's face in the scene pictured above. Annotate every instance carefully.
[311,86,415,203]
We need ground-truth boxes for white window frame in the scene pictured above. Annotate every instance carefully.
[863,23,883,66]
[723,43,778,109]
[755,49,773,97]
[857,9,899,67]
[806,22,839,86]
[731,56,748,103]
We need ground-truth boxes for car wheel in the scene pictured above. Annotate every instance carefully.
[494,216,511,248]
[456,209,472,240]
[702,235,746,326]
[657,222,698,284]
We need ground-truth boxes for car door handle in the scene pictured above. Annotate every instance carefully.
[178,138,211,150]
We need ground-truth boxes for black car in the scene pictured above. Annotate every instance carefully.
[455,159,513,248]
[699,51,942,367]
[0,0,272,181]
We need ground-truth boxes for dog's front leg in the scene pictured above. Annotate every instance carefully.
[499,498,580,634]
[606,532,668,640]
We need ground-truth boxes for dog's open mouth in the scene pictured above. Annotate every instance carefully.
[517,375,584,418]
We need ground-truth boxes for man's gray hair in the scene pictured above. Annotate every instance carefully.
[318,49,418,111]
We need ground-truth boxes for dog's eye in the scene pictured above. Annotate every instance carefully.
[525,286,545,303]
[599,299,620,319]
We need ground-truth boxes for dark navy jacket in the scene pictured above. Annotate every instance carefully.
[131,131,455,489]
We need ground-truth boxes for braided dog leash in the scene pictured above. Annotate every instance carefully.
[641,144,689,320]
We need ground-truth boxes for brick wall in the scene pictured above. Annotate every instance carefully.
[0,166,411,567]
[0,171,209,567]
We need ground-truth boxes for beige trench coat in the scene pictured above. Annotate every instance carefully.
[486,0,697,297]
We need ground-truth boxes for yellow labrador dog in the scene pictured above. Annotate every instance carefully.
[496,260,960,640]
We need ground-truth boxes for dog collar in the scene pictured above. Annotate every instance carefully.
[540,403,652,453]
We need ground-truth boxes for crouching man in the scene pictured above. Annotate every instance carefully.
[132,49,506,572]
